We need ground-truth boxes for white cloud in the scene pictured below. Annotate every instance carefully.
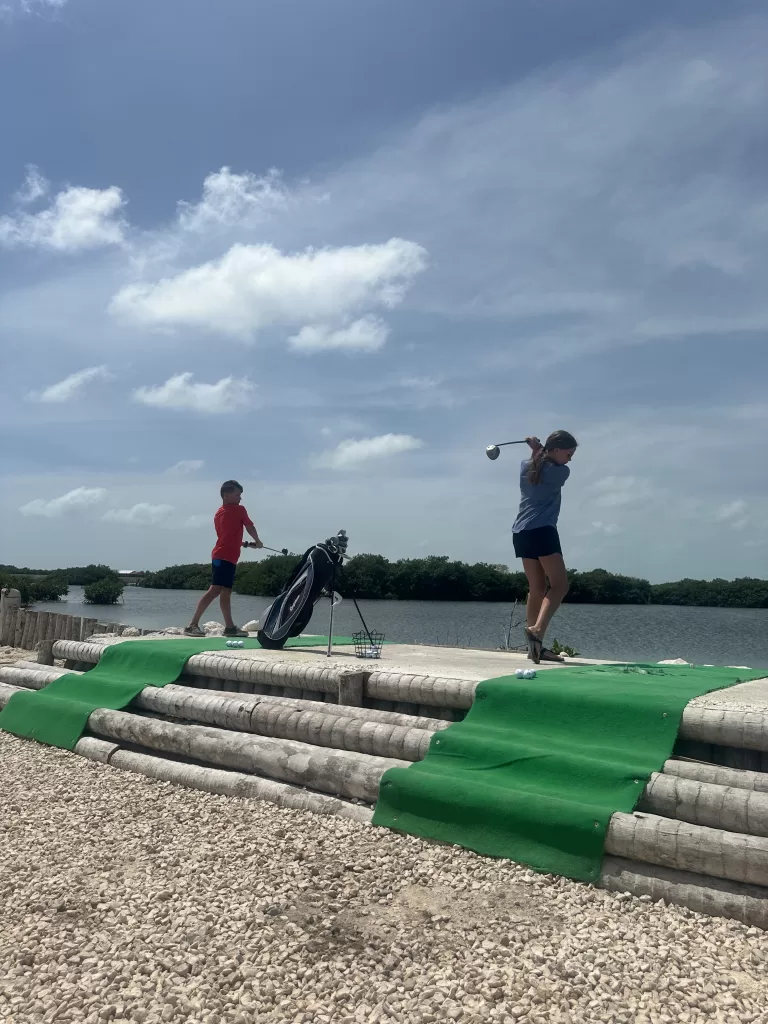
[176,167,289,232]
[589,521,622,536]
[1,0,66,16]
[178,514,210,529]
[29,365,112,403]
[103,503,175,526]
[0,180,126,252]
[288,316,389,353]
[591,476,648,509]
[15,166,49,205]
[319,433,424,469]
[165,459,205,475]
[110,237,427,340]
[132,373,255,414]
[19,487,108,518]
[716,499,749,530]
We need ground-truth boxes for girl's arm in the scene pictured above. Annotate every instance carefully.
[526,436,542,452]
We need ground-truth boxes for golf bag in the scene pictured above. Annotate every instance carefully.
[256,531,348,650]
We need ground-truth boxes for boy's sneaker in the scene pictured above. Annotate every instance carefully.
[184,625,206,637]
[223,626,248,637]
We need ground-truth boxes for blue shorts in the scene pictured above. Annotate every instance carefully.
[211,559,237,588]
[513,525,562,560]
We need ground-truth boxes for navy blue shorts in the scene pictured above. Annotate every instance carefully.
[513,525,562,560]
[211,559,237,588]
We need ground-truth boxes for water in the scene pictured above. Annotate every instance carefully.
[31,587,768,668]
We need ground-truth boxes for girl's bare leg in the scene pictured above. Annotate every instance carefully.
[187,586,221,628]
[522,558,547,629]
[530,553,569,642]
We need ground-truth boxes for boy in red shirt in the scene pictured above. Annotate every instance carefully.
[184,480,263,637]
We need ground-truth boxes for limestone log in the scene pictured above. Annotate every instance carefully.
[51,639,365,703]
[605,811,768,888]
[0,664,436,761]
[366,670,478,710]
[106,748,373,822]
[639,771,768,837]
[135,686,432,761]
[87,708,404,803]
[599,856,768,930]
[663,758,768,794]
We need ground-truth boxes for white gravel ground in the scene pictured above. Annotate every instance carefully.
[1,735,767,1024]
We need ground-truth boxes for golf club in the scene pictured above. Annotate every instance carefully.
[244,543,289,554]
[485,440,528,460]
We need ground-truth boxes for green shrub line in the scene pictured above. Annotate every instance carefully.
[3,558,767,609]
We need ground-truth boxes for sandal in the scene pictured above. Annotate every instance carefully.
[184,625,205,637]
[540,647,565,663]
[223,626,248,637]
[525,628,543,665]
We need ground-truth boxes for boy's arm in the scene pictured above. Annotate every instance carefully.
[240,509,263,547]
[244,523,263,546]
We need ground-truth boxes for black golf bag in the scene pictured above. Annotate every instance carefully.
[256,531,348,650]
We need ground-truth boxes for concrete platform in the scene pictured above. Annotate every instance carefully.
[220,638,615,681]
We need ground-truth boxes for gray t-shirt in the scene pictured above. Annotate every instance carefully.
[512,458,570,533]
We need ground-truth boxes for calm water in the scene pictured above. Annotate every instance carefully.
[32,586,768,668]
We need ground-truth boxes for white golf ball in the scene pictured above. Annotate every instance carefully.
[237,640,245,648]
[514,669,525,679]
[524,669,537,680]
[226,640,234,648]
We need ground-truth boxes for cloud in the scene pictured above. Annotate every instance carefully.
[15,166,49,205]
[287,316,389,353]
[591,476,649,509]
[29,365,112,404]
[319,433,424,469]
[178,514,210,529]
[132,373,255,414]
[589,521,622,536]
[0,178,127,252]
[110,238,427,341]
[176,167,289,232]
[1,0,66,16]
[103,503,175,526]
[19,487,108,518]
[716,499,749,530]
[165,460,205,475]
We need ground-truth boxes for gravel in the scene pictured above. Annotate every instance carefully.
[0,648,33,668]
[1,734,767,1024]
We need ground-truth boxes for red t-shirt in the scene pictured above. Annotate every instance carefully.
[211,504,253,565]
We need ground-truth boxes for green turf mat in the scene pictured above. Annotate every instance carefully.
[372,663,763,882]
[0,635,355,751]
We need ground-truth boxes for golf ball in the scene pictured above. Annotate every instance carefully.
[524,669,537,680]
[514,669,525,679]
[237,640,245,648]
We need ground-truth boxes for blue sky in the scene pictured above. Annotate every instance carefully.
[1,0,767,581]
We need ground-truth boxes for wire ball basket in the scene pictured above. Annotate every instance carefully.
[353,630,385,659]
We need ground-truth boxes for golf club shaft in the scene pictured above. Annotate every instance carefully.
[493,439,527,447]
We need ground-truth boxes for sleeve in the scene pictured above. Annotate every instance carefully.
[241,506,254,528]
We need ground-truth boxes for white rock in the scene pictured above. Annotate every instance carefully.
[656,658,690,665]
[121,627,141,637]
[242,620,260,633]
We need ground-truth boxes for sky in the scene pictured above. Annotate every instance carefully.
[1,0,767,581]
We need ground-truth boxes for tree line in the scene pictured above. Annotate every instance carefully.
[0,564,124,606]
[3,558,768,608]
[135,554,768,608]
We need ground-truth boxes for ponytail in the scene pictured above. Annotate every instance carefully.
[526,430,578,485]
[527,447,549,485]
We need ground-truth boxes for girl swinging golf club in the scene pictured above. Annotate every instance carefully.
[512,430,578,664]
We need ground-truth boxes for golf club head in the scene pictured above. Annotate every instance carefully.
[485,445,501,460]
